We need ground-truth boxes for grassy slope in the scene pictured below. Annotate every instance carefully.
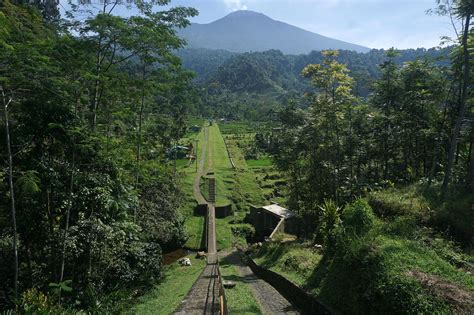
[206,123,267,250]
[224,134,265,209]
[251,198,474,313]
[252,239,323,286]
[129,254,206,314]
[223,130,286,205]
[368,183,474,249]
[207,123,232,206]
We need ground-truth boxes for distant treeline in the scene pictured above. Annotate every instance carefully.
[178,47,452,96]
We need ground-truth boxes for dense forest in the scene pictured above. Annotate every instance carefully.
[178,47,453,120]
[1,0,473,314]
[0,0,199,312]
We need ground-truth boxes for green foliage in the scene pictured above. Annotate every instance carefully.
[15,171,41,195]
[130,254,207,314]
[231,224,255,241]
[316,199,341,247]
[0,0,197,311]
[254,198,473,313]
[20,288,57,314]
[252,240,323,286]
[342,199,377,236]
[369,183,474,247]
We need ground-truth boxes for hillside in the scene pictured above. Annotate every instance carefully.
[179,47,452,96]
[177,10,370,54]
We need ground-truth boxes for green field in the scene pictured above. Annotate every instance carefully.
[218,121,258,134]
[129,254,207,314]
[246,157,272,167]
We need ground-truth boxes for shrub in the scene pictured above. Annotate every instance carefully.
[342,199,377,236]
[21,288,57,314]
[316,199,342,247]
[231,224,255,242]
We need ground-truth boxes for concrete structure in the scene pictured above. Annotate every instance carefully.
[249,203,296,239]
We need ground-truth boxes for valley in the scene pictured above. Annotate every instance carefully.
[0,1,473,314]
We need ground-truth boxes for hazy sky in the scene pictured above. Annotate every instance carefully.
[63,0,458,50]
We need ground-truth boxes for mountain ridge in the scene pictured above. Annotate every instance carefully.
[178,10,370,54]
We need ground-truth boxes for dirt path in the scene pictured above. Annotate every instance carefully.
[221,250,300,315]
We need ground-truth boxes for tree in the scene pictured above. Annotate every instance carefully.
[436,0,474,195]
[0,0,198,310]
[1,86,18,300]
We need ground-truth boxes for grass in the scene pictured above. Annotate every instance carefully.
[368,183,474,248]
[215,211,250,250]
[246,158,272,167]
[220,255,263,314]
[223,132,286,205]
[223,134,266,207]
[129,254,206,315]
[251,240,323,286]
[204,124,264,250]
[219,121,258,134]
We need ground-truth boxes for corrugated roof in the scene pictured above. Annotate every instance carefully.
[262,204,293,219]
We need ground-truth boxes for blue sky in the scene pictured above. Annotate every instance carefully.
[63,0,457,49]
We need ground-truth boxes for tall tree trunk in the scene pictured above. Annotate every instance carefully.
[91,2,107,132]
[135,63,147,223]
[2,87,18,299]
[428,87,451,187]
[467,129,474,192]
[348,102,354,195]
[442,13,471,196]
[59,148,75,297]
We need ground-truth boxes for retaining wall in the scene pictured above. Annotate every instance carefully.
[194,203,208,216]
[246,257,331,315]
[215,204,233,218]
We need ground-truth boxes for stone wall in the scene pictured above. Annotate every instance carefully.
[246,257,331,314]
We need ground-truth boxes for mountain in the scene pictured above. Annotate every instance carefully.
[178,10,370,54]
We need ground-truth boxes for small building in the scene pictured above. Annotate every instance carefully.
[167,145,190,159]
[189,125,201,133]
[248,203,296,239]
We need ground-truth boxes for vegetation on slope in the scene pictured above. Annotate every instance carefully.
[130,254,207,315]
[0,0,198,311]
[252,199,473,313]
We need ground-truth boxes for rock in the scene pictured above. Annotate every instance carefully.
[178,257,192,266]
[257,242,263,248]
[196,251,206,259]
[223,280,236,289]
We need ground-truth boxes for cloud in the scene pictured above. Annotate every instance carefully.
[223,0,248,11]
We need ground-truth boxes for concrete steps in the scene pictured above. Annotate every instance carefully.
[208,177,216,203]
